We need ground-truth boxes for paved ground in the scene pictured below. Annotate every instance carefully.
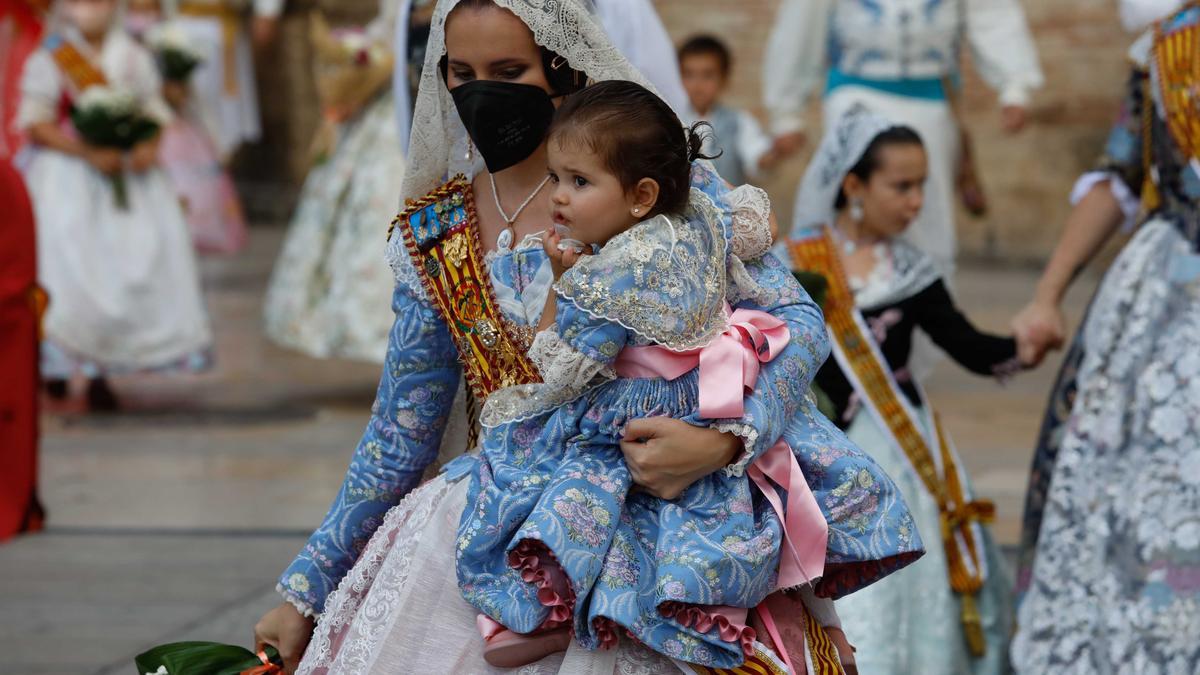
[0,227,1100,674]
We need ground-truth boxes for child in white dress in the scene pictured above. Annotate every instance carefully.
[18,0,212,410]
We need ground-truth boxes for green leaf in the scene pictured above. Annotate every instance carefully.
[133,642,279,675]
[792,270,829,310]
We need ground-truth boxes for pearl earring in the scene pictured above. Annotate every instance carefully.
[632,207,640,215]
[849,198,864,223]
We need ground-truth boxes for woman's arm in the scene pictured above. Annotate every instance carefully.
[762,0,831,141]
[621,254,827,498]
[911,279,1020,374]
[1012,66,1146,363]
[276,270,462,618]
[964,0,1044,130]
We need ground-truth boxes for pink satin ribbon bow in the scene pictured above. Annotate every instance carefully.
[615,306,791,419]
[615,308,828,592]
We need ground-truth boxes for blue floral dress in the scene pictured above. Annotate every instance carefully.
[454,175,924,669]
[277,165,922,669]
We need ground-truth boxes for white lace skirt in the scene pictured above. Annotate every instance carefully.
[262,94,401,364]
[1012,220,1200,673]
[297,475,692,674]
[834,406,1012,675]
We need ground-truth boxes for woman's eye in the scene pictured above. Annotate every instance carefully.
[497,67,527,80]
[573,176,588,187]
[451,69,474,82]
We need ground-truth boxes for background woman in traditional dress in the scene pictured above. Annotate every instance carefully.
[261,0,403,363]
[780,107,1025,675]
[18,0,212,410]
[252,1,920,672]
[1010,1,1200,670]
[762,0,1043,279]
[171,0,279,161]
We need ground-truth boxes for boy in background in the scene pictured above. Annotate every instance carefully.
[678,35,788,186]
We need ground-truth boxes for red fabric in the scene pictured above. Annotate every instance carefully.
[0,1,44,160]
[0,159,43,541]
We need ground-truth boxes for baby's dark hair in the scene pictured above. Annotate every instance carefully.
[834,125,925,209]
[548,79,715,216]
[678,35,732,77]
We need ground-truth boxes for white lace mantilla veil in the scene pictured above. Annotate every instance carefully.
[399,0,657,207]
[394,0,664,472]
[789,104,897,236]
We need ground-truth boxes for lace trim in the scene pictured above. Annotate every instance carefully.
[298,477,458,672]
[528,329,614,391]
[727,185,774,261]
[384,233,427,300]
[715,421,760,478]
[555,190,730,352]
[276,584,317,619]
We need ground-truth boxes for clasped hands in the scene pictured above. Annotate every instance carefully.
[1011,298,1066,368]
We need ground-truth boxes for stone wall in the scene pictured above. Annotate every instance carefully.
[249,0,1133,263]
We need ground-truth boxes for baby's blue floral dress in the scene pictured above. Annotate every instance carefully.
[454,167,924,669]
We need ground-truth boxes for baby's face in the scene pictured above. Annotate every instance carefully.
[546,137,638,248]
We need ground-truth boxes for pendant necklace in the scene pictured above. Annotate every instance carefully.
[490,173,551,250]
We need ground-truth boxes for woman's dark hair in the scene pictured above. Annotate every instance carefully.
[678,34,732,77]
[834,126,924,208]
[439,0,587,96]
[548,80,716,216]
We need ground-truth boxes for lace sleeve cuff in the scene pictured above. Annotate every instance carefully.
[276,584,318,619]
[713,420,760,478]
[727,185,774,261]
[528,329,614,390]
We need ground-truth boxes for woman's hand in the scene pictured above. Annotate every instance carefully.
[254,602,315,674]
[1001,105,1029,134]
[620,417,741,500]
[1012,299,1065,367]
[84,146,123,175]
[128,140,159,173]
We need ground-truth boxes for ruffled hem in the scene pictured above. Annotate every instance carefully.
[659,602,757,657]
[508,539,575,629]
[590,617,627,650]
[276,584,317,619]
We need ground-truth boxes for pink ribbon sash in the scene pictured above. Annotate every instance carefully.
[749,440,828,590]
[614,307,828,594]
[615,306,791,419]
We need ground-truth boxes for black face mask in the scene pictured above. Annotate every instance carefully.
[450,80,555,173]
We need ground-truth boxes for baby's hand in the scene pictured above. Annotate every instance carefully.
[543,228,585,278]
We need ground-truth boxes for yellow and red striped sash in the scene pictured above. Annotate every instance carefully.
[684,604,845,675]
[1155,4,1200,169]
[45,34,106,92]
[787,230,994,657]
[393,177,541,413]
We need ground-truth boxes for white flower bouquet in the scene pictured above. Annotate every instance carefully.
[71,85,160,208]
[146,22,205,82]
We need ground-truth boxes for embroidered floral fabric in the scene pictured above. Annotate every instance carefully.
[276,163,920,619]
[457,168,922,668]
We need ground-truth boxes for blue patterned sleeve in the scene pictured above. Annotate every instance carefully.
[717,253,830,475]
[553,297,629,368]
[277,275,462,616]
[685,160,831,473]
